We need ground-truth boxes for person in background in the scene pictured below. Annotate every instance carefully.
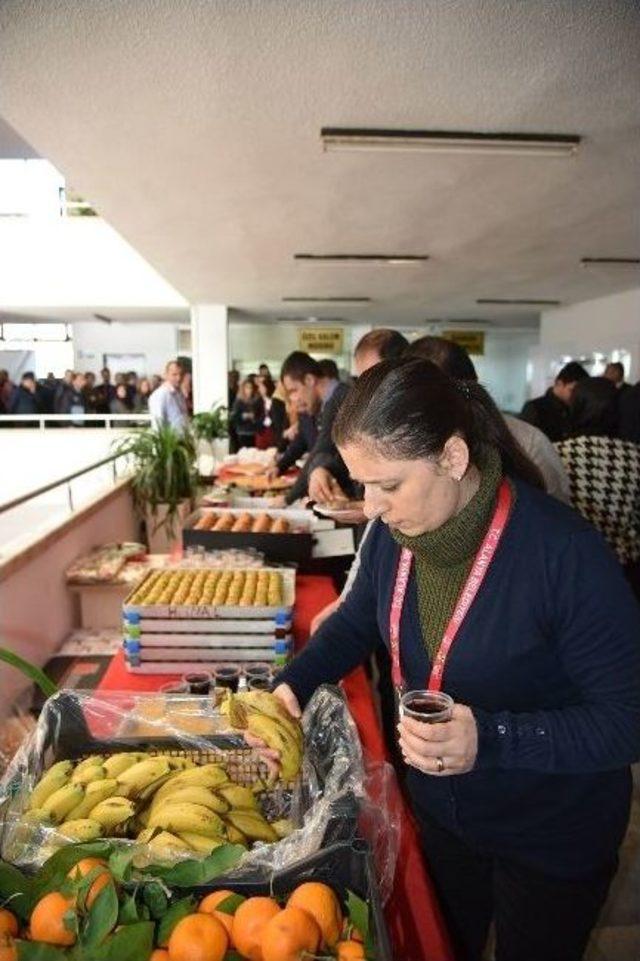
[0,370,15,415]
[124,371,138,408]
[110,383,131,415]
[278,351,354,505]
[133,377,151,413]
[150,374,162,392]
[54,369,74,414]
[148,360,189,432]
[353,327,410,373]
[181,370,194,417]
[273,357,640,961]
[408,337,571,503]
[10,372,42,425]
[258,363,272,380]
[59,372,86,425]
[36,373,56,414]
[230,378,263,449]
[255,375,288,449]
[619,380,640,444]
[603,361,631,397]
[520,361,589,442]
[228,369,241,453]
[114,372,126,390]
[95,367,115,413]
[555,376,640,598]
[82,372,100,414]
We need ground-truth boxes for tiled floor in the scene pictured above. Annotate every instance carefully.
[585,767,640,961]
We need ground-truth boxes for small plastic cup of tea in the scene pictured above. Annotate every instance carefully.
[245,663,272,681]
[183,671,213,695]
[213,664,241,692]
[159,680,189,694]
[399,690,454,724]
[248,676,272,692]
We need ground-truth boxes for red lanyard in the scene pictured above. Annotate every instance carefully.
[389,478,512,693]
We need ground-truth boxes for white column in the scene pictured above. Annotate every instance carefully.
[191,304,228,413]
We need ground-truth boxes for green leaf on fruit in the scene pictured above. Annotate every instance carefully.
[0,860,32,920]
[118,892,141,925]
[142,844,245,886]
[107,847,137,883]
[82,879,118,946]
[346,889,372,951]
[216,893,245,915]
[16,942,68,961]
[141,880,169,919]
[31,841,113,902]
[156,896,196,947]
[81,920,155,961]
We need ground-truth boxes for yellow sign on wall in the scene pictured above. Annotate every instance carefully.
[298,327,344,355]
[442,330,485,356]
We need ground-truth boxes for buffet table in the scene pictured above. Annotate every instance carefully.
[97,574,454,961]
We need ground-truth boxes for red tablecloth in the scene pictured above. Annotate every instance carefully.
[97,574,454,961]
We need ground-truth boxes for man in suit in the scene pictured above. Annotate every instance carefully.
[279,351,355,504]
[520,361,589,442]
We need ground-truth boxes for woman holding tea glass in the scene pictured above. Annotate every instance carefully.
[271,358,640,961]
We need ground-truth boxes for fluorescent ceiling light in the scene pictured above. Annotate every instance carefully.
[581,257,639,267]
[294,253,428,264]
[282,296,371,303]
[321,128,581,157]
[476,298,561,306]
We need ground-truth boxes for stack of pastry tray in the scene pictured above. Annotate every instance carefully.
[183,507,314,563]
[122,567,295,673]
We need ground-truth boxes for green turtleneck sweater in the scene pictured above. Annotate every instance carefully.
[392,449,506,659]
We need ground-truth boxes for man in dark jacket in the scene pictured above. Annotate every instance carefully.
[520,361,589,442]
[279,351,355,505]
[10,372,42,426]
[59,372,86,425]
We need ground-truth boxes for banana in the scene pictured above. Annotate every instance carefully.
[66,778,121,820]
[224,824,248,847]
[137,773,174,803]
[149,802,225,839]
[41,783,85,824]
[57,819,102,842]
[150,786,229,815]
[271,818,296,839]
[71,765,106,786]
[157,755,196,771]
[136,827,160,845]
[177,832,226,855]
[89,797,135,829]
[116,757,172,798]
[148,831,193,854]
[151,765,229,803]
[242,692,304,749]
[29,760,74,810]
[245,714,302,782]
[225,810,278,843]
[72,755,106,776]
[216,785,258,811]
[103,752,147,778]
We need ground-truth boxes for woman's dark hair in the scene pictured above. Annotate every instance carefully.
[570,376,618,437]
[406,335,478,381]
[333,357,545,489]
[258,375,275,397]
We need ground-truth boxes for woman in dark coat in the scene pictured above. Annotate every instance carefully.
[271,358,640,961]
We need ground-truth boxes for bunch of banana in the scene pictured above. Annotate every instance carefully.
[227,691,303,782]
[21,742,299,859]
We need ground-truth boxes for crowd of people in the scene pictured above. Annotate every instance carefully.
[0,365,193,422]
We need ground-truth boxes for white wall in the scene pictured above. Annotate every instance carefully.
[73,321,182,378]
[228,323,356,376]
[537,288,640,392]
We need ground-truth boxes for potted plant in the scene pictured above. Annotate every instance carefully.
[114,425,198,552]
[191,403,229,474]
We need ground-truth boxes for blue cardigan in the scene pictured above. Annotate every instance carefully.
[279,479,640,878]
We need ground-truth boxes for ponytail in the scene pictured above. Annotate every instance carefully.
[333,357,546,490]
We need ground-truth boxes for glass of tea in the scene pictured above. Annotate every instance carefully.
[183,671,213,695]
[213,664,241,692]
[400,690,454,724]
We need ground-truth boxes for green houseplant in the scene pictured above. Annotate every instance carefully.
[114,425,198,546]
[191,404,228,442]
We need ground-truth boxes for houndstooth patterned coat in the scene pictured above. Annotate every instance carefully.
[555,435,640,565]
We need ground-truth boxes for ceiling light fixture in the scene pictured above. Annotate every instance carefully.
[281,296,371,303]
[321,128,581,156]
[476,298,561,306]
[580,257,640,266]
[294,253,429,264]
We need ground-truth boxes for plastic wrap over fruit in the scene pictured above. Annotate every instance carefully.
[0,686,399,902]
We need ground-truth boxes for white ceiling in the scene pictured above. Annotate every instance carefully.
[0,0,639,329]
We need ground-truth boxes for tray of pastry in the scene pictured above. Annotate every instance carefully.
[183,508,313,563]
[122,567,295,619]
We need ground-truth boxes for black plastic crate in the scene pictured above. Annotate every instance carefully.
[183,509,313,564]
[193,839,392,961]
